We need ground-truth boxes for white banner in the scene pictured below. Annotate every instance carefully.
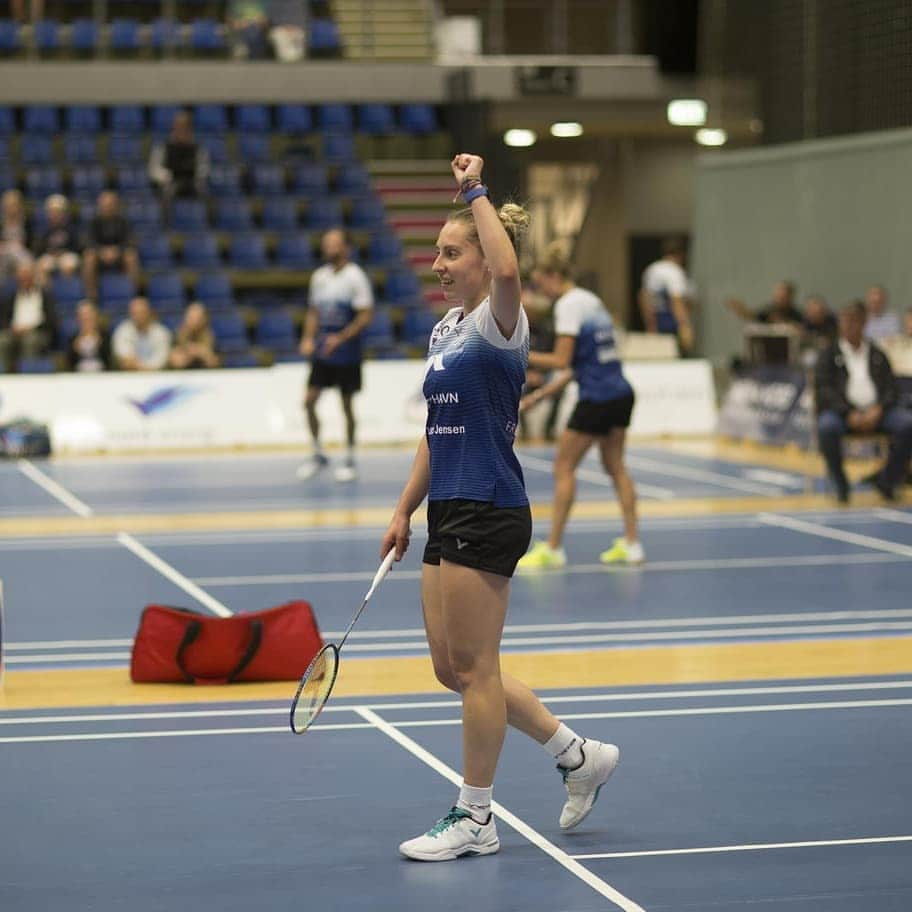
[0,359,715,453]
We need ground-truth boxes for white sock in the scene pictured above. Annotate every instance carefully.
[544,722,584,769]
[456,783,492,823]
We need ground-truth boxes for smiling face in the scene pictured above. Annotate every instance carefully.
[432,220,487,307]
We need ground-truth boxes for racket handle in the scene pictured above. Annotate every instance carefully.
[366,547,397,600]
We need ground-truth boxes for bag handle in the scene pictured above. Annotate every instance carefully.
[175,619,264,684]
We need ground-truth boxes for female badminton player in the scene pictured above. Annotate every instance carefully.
[517,246,643,569]
[381,154,619,862]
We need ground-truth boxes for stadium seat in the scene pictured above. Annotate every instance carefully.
[109,133,144,164]
[70,19,100,54]
[236,105,271,132]
[308,19,342,57]
[171,199,209,232]
[401,309,439,347]
[23,106,59,134]
[0,138,7,163]
[237,133,271,163]
[292,163,329,195]
[137,234,174,271]
[211,313,249,353]
[194,104,228,133]
[261,198,299,232]
[276,104,312,134]
[367,232,403,267]
[70,165,106,200]
[24,166,62,199]
[115,165,150,196]
[335,163,371,195]
[190,19,226,54]
[194,271,234,308]
[150,104,181,135]
[125,197,163,230]
[214,198,253,231]
[98,273,136,309]
[110,105,145,134]
[34,20,62,54]
[251,163,285,196]
[18,356,56,374]
[147,272,186,310]
[349,196,387,230]
[51,274,86,307]
[0,20,21,55]
[399,104,438,134]
[304,197,343,230]
[207,164,243,197]
[385,270,423,308]
[63,134,98,164]
[255,310,298,351]
[358,104,395,136]
[275,233,316,269]
[110,19,141,54]
[150,19,182,53]
[20,135,53,164]
[65,105,101,133]
[0,106,14,134]
[198,133,229,163]
[181,232,221,269]
[323,132,355,161]
[228,233,269,269]
[318,104,352,132]
[362,308,396,350]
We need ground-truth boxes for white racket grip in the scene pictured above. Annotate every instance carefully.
[365,547,397,600]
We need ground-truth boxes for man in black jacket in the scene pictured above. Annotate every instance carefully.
[0,260,58,372]
[815,300,912,502]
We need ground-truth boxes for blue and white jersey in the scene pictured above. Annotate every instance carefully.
[309,262,373,365]
[423,297,529,508]
[641,258,689,335]
[554,287,632,403]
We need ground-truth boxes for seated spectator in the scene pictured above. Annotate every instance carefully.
[82,191,140,300]
[149,111,209,201]
[112,296,172,371]
[815,300,912,503]
[639,237,694,353]
[863,284,900,341]
[10,0,44,23]
[228,0,270,59]
[35,195,81,281]
[1,190,32,282]
[0,261,57,372]
[168,301,220,369]
[67,299,111,372]
[800,294,837,368]
[269,0,307,61]
[726,280,803,327]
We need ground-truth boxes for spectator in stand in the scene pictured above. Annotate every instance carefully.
[34,195,81,281]
[227,0,270,58]
[149,111,210,201]
[82,191,140,300]
[815,299,912,503]
[10,0,44,22]
[112,296,172,371]
[269,0,307,61]
[0,261,57,372]
[67,299,111,372]
[639,237,694,354]
[863,284,900,342]
[726,280,804,327]
[1,190,32,281]
[168,301,220,369]
[800,294,837,369]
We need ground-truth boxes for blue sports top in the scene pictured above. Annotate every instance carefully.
[308,262,373,365]
[554,287,632,403]
[423,297,530,508]
[641,258,689,335]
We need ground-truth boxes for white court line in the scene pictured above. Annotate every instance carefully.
[6,638,133,650]
[357,707,645,912]
[626,454,786,495]
[758,513,912,558]
[16,459,94,517]
[875,507,912,525]
[116,532,233,618]
[191,550,905,586]
[4,652,131,665]
[521,453,675,500]
[573,834,912,860]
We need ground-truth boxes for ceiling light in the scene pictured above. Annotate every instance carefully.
[695,127,727,147]
[504,129,537,148]
[550,121,583,138]
[667,99,707,127]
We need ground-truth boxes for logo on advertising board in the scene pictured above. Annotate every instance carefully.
[126,386,205,417]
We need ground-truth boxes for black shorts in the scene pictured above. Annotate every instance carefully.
[307,360,362,395]
[567,394,635,435]
[423,499,532,579]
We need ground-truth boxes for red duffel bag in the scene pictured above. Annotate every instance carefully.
[130,601,323,684]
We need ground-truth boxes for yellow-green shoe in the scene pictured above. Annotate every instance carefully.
[516,540,567,571]
[599,537,645,565]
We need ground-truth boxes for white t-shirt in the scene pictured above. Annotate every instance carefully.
[12,289,44,332]
[641,259,690,300]
[112,320,172,370]
[838,339,877,409]
[308,262,373,365]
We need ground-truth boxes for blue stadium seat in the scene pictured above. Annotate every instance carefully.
[335,164,371,195]
[358,104,395,136]
[71,19,100,54]
[236,105,270,132]
[125,197,162,230]
[23,106,59,134]
[399,103,438,134]
[110,105,145,134]
[292,163,329,195]
[237,133,271,163]
[207,164,243,197]
[181,232,221,269]
[317,103,352,132]
[305,197,343,231]
[275,233,315,269]
[65,105,101,133]
[193,104,228,133]
[367,232,403,267]
[190,19,226,54]
[221,351,259,367]
[276,104,312,134]
[228,233,268,269]
[109,133,144,164]
[110,19,141,53]
[0,137,7,162]
[0,167,15,192]
[151,19,182,53]
[211,313,249,353]
[51,274,86,307]
[349,196,387,230]
[20,135,53,164]
[150,104,181,135]
[323,132,355,161]
[25,166,62,199]
[385,269,423,308]
[34,19,61,53]
[255,310,298,351]
[214,198,252,231]
[0,20,21,55]
[63,134,98,164]
[0,106,14,134]
[308,19,342,57]
[171,199,208,232]
[261,198,299,231]
[194,272,234,308]
[136,234,173,270]
[115,165,150,196]
[98,273,136,309]
[362,308,396,350]
[251,163,285,196]
[18,356,56,374]
[147,272,186,310]
[401,309,439,347]
[71,165,106,200]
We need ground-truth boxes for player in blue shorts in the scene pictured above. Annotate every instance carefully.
[381,155,619,862]
[517,246,643,568]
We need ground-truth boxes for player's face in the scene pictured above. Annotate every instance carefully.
[432,221,486,305]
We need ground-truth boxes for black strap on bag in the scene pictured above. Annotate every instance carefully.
[175,619,264,683]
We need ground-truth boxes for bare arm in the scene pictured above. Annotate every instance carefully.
[638,289,657,333]
[671,295,694,353]
[520,368,574,412]
[380,437,430,561]
[527,334,575,371]
[299,307,319,357]
[724,297,756,321]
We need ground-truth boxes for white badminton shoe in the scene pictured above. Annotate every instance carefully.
[399,807,499,861]
[558,740,620,830]
[296,454,329,480]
